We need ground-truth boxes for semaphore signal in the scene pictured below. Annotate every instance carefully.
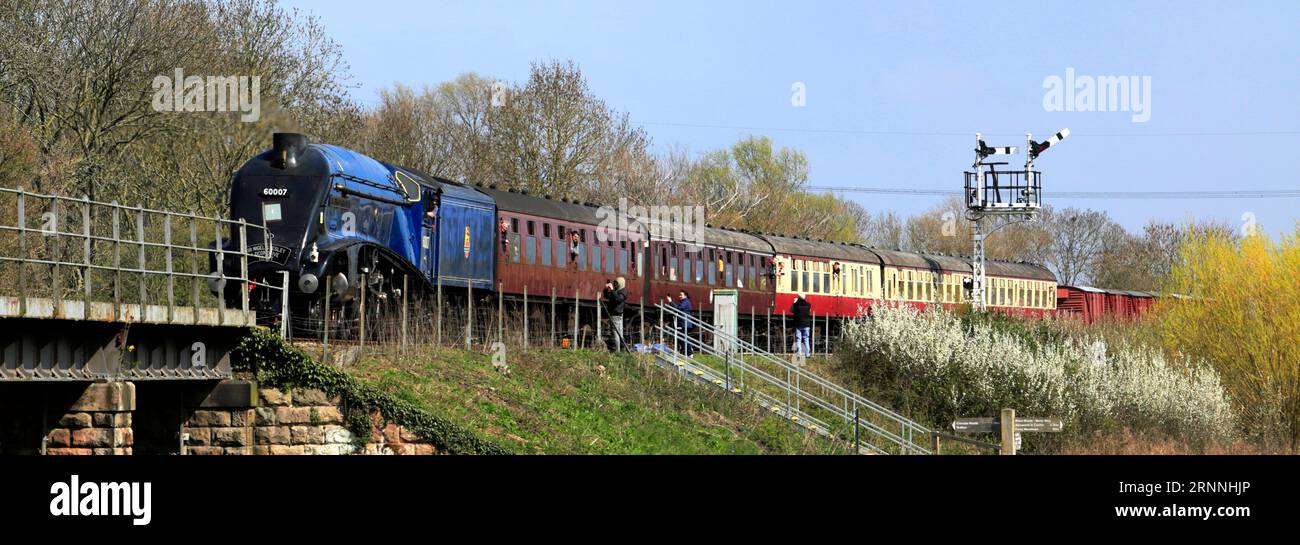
[964,128,1070,311]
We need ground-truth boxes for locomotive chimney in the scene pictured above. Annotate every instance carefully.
[271,133,310,169]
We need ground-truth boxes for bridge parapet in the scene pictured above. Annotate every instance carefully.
[0,187,282,381]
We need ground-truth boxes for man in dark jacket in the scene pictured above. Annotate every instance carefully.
[790,293,812,357]
[673,291,693,356]
[603,277,628,351]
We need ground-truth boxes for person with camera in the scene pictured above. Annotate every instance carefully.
[602,277,628,351]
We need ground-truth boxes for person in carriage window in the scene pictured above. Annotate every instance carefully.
[498,219,510,253]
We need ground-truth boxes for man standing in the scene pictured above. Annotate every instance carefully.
[791,293,812,357]
[674,291,693,356]
[603,277,628,351]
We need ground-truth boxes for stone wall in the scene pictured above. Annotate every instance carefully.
[43,382,135,456]
[182,385,438,455]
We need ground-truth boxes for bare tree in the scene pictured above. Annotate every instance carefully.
[1042,207,1118,286]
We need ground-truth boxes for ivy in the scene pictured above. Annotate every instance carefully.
[233,328,510,455]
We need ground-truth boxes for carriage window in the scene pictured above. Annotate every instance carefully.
[681,252,691,282]
[605,246,616,274]
[527,221,535,236]
[592,244,601,271]
[511,218,519,233]
[557,225,565,239]
[619,248,628,275]
[695,253,704,283]
[555,240,565,267]
[524,235,535,264]
[540,237,552,266]
[707,250,717,285]
[543,224,550,238]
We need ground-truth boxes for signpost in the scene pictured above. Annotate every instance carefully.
[950,409,1062,455]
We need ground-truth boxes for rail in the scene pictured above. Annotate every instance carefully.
[653,302,933,455]
[0,186,287,328]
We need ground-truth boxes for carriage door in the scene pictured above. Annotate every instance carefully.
[421,192,437,277]
[712,289,738,353]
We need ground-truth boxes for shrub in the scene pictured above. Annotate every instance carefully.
[1156,227,1300,449]
[837,304,1236,451]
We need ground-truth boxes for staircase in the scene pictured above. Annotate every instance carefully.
[648,303,933,455]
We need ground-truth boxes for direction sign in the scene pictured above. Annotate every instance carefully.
[951,416,1063,434]
[1014,417,1063,433]
[952,417,997,433]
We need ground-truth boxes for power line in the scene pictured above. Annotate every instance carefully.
[806,187,1300,199]
[633,120,1300,138]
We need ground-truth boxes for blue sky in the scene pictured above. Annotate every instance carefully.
[282,0,1299,236]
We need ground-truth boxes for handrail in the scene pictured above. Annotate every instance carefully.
[658,302,932,434]
[654,302,934,454]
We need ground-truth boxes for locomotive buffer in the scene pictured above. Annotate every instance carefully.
[963,129,1069,311]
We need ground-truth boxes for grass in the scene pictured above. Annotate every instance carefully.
[340,345,853,454]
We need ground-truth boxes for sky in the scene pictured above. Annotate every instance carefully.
[281,0,1299,237]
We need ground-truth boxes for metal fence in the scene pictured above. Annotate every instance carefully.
[653,302,933,455]
[0,186,284,326]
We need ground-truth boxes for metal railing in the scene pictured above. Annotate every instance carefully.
[0,186,286,327]
[653,302,933,455]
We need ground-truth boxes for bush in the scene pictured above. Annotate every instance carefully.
[1157,228,1300,449]
[837,304,1236,452]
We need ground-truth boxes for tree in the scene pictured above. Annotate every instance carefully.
[1157,227,1300,449]
[1042,207,1118,286]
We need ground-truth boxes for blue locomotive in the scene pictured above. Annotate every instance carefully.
[219,133,495,324]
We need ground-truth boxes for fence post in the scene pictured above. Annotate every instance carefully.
[595,294,602,351]
[766,308,771,353]
[402,275,410,349]
[781,312,787,354]
[239,220,249,321]
[658,303,664,345]
[811,311,817,357]
[724,351,731,391]
[52,199,62,315]
[465,280,472,350]
[436,273,443,346]
[359,272,367,352]
[323,275,331,364]
[82,197,92,320]
[854,407,860,453]
[1001,408,1016,456]
[639,295,645,346]
[16,189,26,316]
[498,281,504,343]
[749,306,754,349]
[213,219,223,324]
[549,287,556,348]
[523,284,529,350]
[280,271,290,340]
[136,206,146,316]
[572,289,579,349]
[931,432,941,455]
[188,216,198,324]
